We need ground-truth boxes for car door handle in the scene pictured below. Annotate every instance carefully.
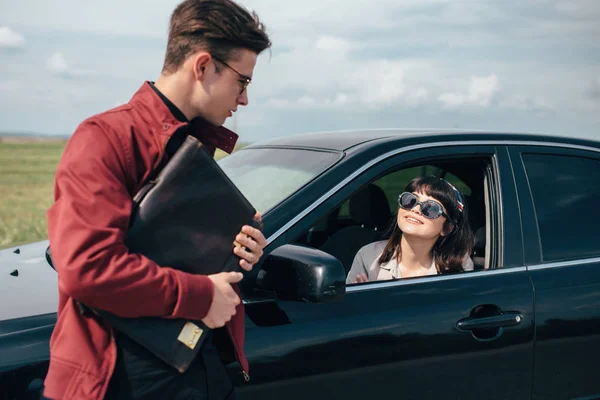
[456,312,523,332]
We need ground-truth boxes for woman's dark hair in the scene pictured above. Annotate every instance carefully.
[163,0,271,73]
[378,176,474,273]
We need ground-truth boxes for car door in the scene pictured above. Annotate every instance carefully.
[227,144,535,400]
[509,145,600,400]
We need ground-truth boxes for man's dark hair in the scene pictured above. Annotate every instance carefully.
[163,0,271,73]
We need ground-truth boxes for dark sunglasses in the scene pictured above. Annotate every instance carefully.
[212,56,252,95]
[398,192,451,221]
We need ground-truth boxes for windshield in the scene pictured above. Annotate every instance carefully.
[218,147,340,214]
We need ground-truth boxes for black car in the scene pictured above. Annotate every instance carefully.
[2,130,600,400]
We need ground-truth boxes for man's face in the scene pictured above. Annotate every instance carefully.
[194,49,258,126]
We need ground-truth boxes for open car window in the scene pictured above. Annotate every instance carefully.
[338,165,471,218]
[292,157,495,283]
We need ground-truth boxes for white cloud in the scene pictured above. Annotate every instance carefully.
[500,94,555,111]
[1,0,599,139]
[334,93,350,105]
[265,96,329,109]
[47,52,70,74]
[406,88,430,106]
[0,26,25,48]
[438,92,463,108]
[469,74,501,106]
[297,95,317,106]
[265,98,291,108]
[46,52,95,78]
[265,93,357,110]
[261,58,416,109]
[314,36,351,53]
[0,0,455,39]
[353,60,406,106]
[439,74,500,108]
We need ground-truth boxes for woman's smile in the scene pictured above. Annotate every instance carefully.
[405,215,423,225]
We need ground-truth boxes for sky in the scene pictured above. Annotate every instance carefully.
[1,0,599,143]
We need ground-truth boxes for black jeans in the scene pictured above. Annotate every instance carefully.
[105,330,236,400]
[41,330,236,400]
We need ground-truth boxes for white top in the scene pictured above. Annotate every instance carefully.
[346,240,474,284]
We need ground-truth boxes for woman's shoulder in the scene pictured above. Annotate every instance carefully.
[347,240,388,284]
[356,240,388,259]
[462,254,475,271]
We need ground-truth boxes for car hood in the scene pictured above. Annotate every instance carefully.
[0,241,58,321]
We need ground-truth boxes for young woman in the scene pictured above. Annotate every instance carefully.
[346,176,474,283]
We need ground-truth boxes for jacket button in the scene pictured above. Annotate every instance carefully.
[163,123,170,131]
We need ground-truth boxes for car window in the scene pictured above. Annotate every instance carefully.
[441,172,471,196]
[338,165,470,217]
[293,157,493,284]
[522,152,600,262]
[219,148,340,214]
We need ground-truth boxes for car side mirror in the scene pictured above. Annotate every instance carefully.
[256,244,346,303]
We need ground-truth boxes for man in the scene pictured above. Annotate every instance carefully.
[43,0,271,398]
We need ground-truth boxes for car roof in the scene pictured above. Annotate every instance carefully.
[245,129,600,152]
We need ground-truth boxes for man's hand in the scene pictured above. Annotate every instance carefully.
[201,272,243,329]
[233,212,267,272]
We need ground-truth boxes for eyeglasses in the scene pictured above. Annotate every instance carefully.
[212,56,252,95]
[397,192,451,221]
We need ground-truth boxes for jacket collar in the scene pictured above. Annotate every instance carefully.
[149,81,188,123]
[129,81,239,154]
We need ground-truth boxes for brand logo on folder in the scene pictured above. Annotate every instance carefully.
[177,322,204,350]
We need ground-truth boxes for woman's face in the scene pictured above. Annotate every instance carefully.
[397,191,449,240]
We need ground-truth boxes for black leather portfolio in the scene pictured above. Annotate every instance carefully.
[92,133,260,373]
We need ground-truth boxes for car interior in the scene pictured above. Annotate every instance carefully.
[293,157,495,278]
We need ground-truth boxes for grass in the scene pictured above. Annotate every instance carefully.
[0,139,66,249]
[0,138,239,250]
[0,138,470,250]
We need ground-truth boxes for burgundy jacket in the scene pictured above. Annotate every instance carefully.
[44,82,246,400]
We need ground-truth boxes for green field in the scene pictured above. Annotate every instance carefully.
[0,139,470,250]
[0,139,66,249]
[0,139,235,250]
